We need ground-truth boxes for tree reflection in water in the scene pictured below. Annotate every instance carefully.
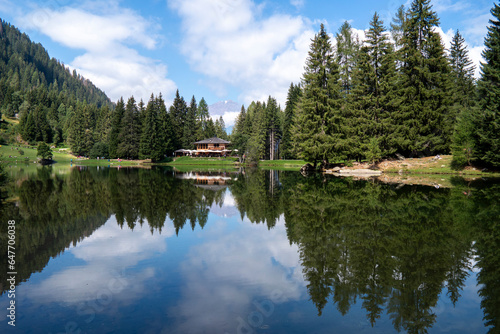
[0,166,498,333]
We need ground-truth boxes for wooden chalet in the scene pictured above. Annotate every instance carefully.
[175,137,232,157]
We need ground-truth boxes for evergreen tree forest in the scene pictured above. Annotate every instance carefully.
[1,0,499,168]
[232,0,499,169]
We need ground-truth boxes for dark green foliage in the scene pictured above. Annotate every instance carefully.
[336,21,360,96]
[214,116,227,140]
[281,83,301,159]
[108,98,125,158]
[89,141,109,159]
[239,98,283,162]
[449,30,476,108]
[158,93,174,157]
[116,97,141,159]
[246,101,267,161]
[265,96,281,160]
[196,97,210,140]
[293,24,342,167]
[204,117,216,138]
[183,96,198,149]
[231,105,249,155]
[37,141,52,160]
[0,20,110,110]
[475,2,500,168]
[139,94,169,162]
[348,13,397,161]
[395,0,453,156]
[169,90,187,150]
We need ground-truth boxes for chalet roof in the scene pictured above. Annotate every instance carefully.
[193,137,231,145]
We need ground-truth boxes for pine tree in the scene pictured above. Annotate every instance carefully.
[67,103,86,156]
[395,0,453,156]
[37,141,52,160]
[349,12,397,161]
[94,105,112,144]
[336,21,360,97]
[157,93,173,157]
[293,24,342,167]
[449,30,476,108]
[265,96,281,160]
[116,96,140,159]
[196,97,210,140]
[232,105,249,155]
[109,98,125,158]
[169,90,187,150]
[213,116,227,140]
[140,94,159,160]
[247,101,267,161]
[282,83,301,159]
[475,2,500,167]
[183,96,197,148]
[205,117,216,138]
[390,5,407,51]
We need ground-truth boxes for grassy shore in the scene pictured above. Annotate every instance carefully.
[376,155,499,176]
[2,144,497,176]
[258,159,307,168]
[166,156,238,166]
[0,145,144,166]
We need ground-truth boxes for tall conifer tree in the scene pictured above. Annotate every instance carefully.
[282,83,301,159]
[183,96,197,148]
[117,96,140,159]
[169,90,187,150]
[157,93,173,157]
[232,105,249,155]
[294,24,342,167]
[395,0,452,156]
[475,2,500,167]
[336,21,360,97]
[109,98,125,158]
[349,12,397,161]
[449,30,476,108]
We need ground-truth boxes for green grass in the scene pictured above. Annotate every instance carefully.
[1,144,40,163]
[258,159,307,168]
[383,155,500,176]
[167,156,238,166]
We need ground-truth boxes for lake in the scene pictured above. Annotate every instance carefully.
[0,166,499,333]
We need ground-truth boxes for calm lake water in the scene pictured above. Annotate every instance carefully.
[0,166,499,333]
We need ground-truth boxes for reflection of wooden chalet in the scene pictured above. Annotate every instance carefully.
[174,137,232,157]
[175,171,233,191]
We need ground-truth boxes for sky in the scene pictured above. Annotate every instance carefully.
[0,0,495,126]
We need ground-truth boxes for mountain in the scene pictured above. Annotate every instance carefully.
[208,100,241,117]
[0,18,112,118]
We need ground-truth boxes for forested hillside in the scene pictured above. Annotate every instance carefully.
[0,18,111,144]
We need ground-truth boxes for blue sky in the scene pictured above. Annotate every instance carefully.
[0,0,494,126]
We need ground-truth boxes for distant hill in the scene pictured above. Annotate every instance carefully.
[0,18,111,117]
[208,100,241,117]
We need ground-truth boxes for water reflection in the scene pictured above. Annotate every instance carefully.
[0,166,499,333]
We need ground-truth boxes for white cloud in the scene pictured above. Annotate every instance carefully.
[169,0,314,106]
[462,13,491,46]
[166,213,305,333]
[218,111,240,128]
[290,0,305,10]
[25,216,174,305]
[16,5,177,103]
[432,0,471,13]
